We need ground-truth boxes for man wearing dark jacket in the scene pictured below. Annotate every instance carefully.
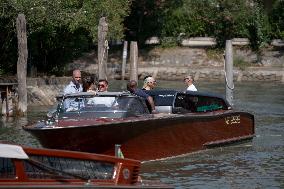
[127,80,157,113]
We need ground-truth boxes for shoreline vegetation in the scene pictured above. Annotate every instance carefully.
[1,0,283,110]
[1,1,283,77]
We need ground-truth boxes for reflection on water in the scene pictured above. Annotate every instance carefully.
[0,115,40,146]
[141,81,284,189]
[1,81,283,189]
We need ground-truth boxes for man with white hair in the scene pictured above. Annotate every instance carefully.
[184,75,197,91]
[142,76,156,90]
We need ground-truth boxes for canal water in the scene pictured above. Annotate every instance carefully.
[0,80,283,189]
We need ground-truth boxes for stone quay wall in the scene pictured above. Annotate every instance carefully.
[137,66,283,82]
[125,47,283,82]
[0,46,283,107]
[69,46,283,83]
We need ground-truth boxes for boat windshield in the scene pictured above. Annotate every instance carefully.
[23,155,115,180]
[56,95,150,119]
[173,93,229,113]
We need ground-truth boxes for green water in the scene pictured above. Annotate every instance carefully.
[1,80,283,189]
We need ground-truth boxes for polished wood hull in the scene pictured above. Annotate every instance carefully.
[25,110,254,161]
[0,143,172,189]
[0,184,171,189]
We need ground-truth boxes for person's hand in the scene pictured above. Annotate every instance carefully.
[151,109,158,114]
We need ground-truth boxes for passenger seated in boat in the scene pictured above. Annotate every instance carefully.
[85,79,115,107]
[64,69,83,94]
[63,70,84,111]
[184,75,197,91]
[127,80,157,113]
[142,76,156,90]
[83,76,97,93]
[98,79,109,92]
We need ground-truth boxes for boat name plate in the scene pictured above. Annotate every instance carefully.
[225,115,240,125]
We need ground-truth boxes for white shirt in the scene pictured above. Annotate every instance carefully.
[64,81,83,94]
[63,81,83,110]
[186,84,197,91]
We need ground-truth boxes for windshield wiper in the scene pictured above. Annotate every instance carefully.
[27,158,90,181]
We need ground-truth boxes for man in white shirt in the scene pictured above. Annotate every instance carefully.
[64,69,83,94]
[184,75,197,91]
[63,69,83,111]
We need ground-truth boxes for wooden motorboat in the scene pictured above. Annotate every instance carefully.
[23,91,255,161]
[0,143,171,188]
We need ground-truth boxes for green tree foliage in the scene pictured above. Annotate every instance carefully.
[160,0,270,47]
[1,0,282,76]
[124,0,170,43]
[269,0,284,39]
[124,0,186,46]
[247,2,271,50]
[0,0,130,75]
[126,0,272,48]
[161,1,213,38]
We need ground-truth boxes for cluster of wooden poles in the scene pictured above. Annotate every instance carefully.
[1,16,234,117]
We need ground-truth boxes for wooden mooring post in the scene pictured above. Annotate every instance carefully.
[121,41,128,80]
[129,41,138,82]
[16,14,28,115]
[0,83,17,116]
[225,40,234,106]
[98,17,108,80]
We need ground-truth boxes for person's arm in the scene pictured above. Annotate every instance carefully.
[63,85,69,94]
[147,96,157,113]
[64,83,73,94]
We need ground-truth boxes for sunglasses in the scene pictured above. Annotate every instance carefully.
[184,78,190,81]
[75,77,81,79]
[98,84,106,88]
